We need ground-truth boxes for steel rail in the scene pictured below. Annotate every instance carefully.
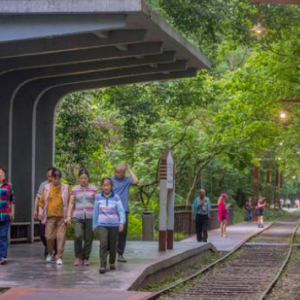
[258,220,300,300]
[142,222,274,300]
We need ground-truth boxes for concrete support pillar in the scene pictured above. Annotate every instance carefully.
[35,89,64,193]
[11,90,37,224]
[0,96,10,169]
[0,73,29,171]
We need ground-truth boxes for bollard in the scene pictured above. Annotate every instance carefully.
[142,211,154,241]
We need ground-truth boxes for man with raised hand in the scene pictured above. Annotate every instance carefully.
[111,164,139,263]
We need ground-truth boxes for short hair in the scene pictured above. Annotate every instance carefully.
[101,177,113,186]
[52,169,62,178]
[115,163,126,171]
[78,168,90,179]
[47,167,56,173]
[0,166,7,174]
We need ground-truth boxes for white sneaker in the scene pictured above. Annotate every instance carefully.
[56,258,63,265]
[46,254,52,263]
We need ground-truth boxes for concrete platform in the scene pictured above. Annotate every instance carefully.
[0,240,215,294]
[182,221,272,251]
[1,288,151,300]
[0,222,272,300]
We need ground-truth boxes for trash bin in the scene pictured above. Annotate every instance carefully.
[142,211,154,241]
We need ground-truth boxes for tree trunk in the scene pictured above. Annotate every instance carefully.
[185,163,201,206]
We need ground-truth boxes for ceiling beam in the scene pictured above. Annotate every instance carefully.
[0,30,146,59]
[0,42,163,74]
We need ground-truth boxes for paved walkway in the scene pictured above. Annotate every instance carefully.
[182,221,272,251]
[0,221,272,300]
[0,241,211,292]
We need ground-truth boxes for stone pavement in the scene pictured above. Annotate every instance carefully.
[1,288,151,300]
[0,241,212,293]
[182,221,272,251]
[0,222,272,300]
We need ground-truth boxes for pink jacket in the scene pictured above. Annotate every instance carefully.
[41,183,69,224]
[218,200,228,222]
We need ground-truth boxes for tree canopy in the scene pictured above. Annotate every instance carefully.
[56,0,300,212]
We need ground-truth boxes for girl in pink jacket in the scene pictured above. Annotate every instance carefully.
[218,193,229,237]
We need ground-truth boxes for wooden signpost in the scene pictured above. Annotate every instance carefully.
[159,148,175,251]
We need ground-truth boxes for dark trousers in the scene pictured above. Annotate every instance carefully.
[39,222,57,256]
[0,221,10,259]
[246,210,252,222]
[73,218,94,260]
[118,212,129,256]
[97,226,119,267]
[195,214,209,242]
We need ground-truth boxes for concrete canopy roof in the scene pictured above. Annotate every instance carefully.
[0,0,210,92]
[0,1,211,226]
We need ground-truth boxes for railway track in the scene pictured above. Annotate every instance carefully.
[144,215,300,300]
[266,227,300,300]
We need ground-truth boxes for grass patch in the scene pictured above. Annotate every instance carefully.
[264,209,294,222]
[233,205,246,224]
[138,252,224,292]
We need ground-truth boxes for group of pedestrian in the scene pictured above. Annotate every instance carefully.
[245,197,267,227]
[0,163,139,274]
[192,190,269,242]
[280,198,300,210]
[192,189,230,243]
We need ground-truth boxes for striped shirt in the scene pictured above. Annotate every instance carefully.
[93,191,125,228]
[71,184,98,219]
[0,181,15,222]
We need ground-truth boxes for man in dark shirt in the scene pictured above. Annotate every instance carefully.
[111,164,139,262]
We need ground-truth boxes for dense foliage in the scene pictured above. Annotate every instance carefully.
[56,1,300,238]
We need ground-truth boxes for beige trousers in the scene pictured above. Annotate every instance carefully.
[45,217,66,259]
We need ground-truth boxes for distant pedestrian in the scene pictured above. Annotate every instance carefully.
[93,178,125,274]
[245,199,252,223]
[34,166,57,258]
[280,198,284,208]
[294,199,299,209]
[192,189,211,243]
[218,193,229,238]
[67,169,98,267]
[256,197,266,228]
[111,163,138,263]
[286,198,291,210]
[0,166,15,265]
[39,169,70,265]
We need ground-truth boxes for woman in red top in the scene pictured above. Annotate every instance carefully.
[218,193,229,238]
[0,166,15,265]
[256,197,266,228]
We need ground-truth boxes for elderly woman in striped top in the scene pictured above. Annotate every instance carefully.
[67,169,98,266]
